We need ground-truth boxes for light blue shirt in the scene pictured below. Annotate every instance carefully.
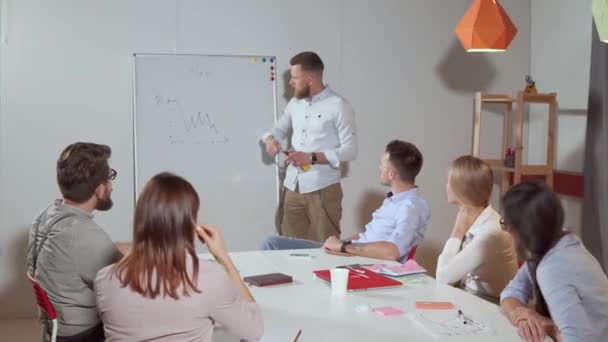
[500,233,608,342]
[262,86,358,193]
[354,188,430,259]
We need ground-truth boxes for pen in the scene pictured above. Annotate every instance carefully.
[457,309,468,325]
[293,329,302,342]
[346,266,365,274]
[346,266,370,278]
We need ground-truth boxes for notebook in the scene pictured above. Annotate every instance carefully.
[368,259,427,277]
[313,268,402,291]
[243,273,293,287]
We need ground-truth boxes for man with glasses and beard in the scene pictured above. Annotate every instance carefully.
[262,51,358,242]
[27,142,127,342]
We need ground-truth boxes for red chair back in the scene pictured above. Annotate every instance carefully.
[27,273,57,320]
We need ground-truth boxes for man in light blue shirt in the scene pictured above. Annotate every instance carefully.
[262,51,357,242]
[260,140,430,262]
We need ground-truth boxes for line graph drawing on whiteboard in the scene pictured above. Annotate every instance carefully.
[154,95,230,145]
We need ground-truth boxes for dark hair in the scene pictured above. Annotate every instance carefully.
[290,51,324,73]
[385,140,423,182]
[57,142,112,203]
[113,173,201,299]
[501,180,565,316]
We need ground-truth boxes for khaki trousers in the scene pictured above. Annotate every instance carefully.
[280,183,342,242]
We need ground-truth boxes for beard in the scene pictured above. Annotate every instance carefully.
[294,85,311,99]
[95,190,113,211]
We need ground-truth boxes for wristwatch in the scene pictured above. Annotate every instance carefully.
[311,152,318,165]
[340,240,352,253]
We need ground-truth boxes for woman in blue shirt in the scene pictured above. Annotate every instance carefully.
[499,181,608,342]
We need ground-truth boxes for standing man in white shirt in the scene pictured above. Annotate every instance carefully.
[262,51,358,242]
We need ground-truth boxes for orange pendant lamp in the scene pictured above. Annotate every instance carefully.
[455,0,518,52]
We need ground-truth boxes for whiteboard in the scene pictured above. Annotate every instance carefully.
[133,54,279,251]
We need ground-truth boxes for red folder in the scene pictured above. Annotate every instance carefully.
[313,268,402,291]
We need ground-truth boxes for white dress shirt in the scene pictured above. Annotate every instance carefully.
[262,86,357,193]
[436,205,519,299]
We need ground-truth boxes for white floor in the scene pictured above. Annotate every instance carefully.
[0,318,42,342]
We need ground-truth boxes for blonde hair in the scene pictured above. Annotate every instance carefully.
[449,155,493,207]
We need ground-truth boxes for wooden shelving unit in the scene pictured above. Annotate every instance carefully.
[473,91,558,193]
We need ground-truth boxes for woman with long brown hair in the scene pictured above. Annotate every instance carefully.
[95,173,263,341]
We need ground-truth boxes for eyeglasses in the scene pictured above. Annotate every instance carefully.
[108,168,117,180]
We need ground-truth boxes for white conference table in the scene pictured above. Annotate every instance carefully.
[205,248,521,342]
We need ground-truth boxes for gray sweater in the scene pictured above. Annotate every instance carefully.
[27,199,121,337]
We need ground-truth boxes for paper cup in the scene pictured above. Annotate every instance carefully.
[330,268,349,295]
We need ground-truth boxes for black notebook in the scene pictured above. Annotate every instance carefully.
[243,273,293,287]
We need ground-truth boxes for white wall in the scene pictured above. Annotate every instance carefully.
[529,0,592,234]
[0,0,530,318]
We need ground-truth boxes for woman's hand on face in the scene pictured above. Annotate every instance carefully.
[195,224,229,262]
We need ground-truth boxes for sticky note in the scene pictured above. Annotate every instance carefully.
[415,301,455,310]
[372,306,403,316]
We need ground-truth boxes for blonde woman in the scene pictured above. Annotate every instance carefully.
[436,156,518,303]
